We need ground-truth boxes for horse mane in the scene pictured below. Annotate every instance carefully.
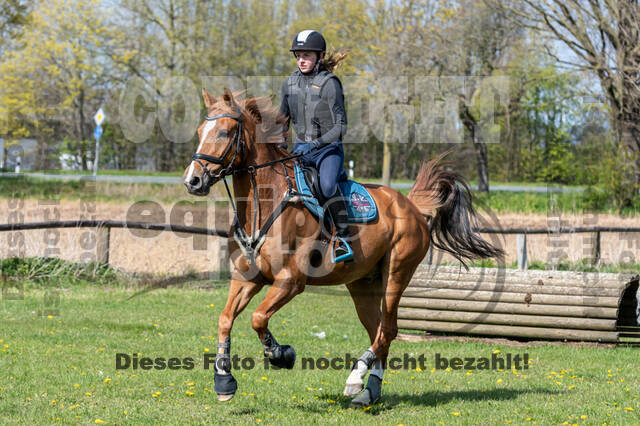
[211,91,289,148]
[318,49,349,73]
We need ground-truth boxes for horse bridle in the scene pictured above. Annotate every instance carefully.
[188,107,309,266]
[191,109,245,181]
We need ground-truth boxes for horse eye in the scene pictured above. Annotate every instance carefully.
[217,130,228,138]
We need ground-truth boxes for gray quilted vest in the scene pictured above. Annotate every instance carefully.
[284,69,341,141]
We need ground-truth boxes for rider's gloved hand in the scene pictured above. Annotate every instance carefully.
[292,143,313,155]
[277,138,288,150]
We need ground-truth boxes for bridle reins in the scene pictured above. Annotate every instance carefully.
[189,108,306,264]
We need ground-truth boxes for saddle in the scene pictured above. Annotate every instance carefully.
[294,163,378,223]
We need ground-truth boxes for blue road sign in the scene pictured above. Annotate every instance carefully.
[94,125,103,140]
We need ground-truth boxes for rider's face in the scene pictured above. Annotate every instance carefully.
[295,50,319,73]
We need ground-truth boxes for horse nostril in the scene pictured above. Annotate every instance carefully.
[189,176,201,189]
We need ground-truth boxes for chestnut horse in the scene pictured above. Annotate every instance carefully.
[183,88,503,406]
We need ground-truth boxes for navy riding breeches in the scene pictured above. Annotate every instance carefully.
[293,141,347,200]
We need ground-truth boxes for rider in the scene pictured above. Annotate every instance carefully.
[279,30,352,263]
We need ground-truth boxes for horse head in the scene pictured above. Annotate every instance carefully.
[184,88,288,195]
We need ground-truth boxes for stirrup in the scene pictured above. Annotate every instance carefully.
[332,236,353,263]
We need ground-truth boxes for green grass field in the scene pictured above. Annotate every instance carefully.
[1,270,639,424]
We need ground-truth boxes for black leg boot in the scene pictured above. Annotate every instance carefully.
[325,194,353,263]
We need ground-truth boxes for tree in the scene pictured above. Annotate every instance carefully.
[501,0,640,193]
[0,0,132,169]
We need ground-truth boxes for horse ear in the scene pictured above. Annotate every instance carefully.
[202,88,216,110]
[222,87,236,107]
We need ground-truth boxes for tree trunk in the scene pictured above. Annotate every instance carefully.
[474,139,490,193]
[459,95,490,192]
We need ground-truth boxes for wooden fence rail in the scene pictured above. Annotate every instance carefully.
[428,226,640,270]
[2,220,639,343]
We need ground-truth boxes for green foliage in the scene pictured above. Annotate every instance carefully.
[1,257,118,284]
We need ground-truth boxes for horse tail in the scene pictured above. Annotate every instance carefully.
[408,151,504,267]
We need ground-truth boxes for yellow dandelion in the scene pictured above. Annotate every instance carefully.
[624,407,633,411]
[209,304,215,307]
[86,392,92,396]
[123,411,127,415]
[493,349,500,354]
[185,391,194,396]
[261,376,268,381]
[204,348,209,352]
[451,412,460,416]
[497,379,503,384]
[104,378,111,383]
[580,415,587,419]
[94,420,106,424]
[74,384,79,387]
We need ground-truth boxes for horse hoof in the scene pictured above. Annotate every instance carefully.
[350,388,380,408]
[217,393,235,402]
[269,345,296,369]
[214,372,238,397]
[343,382,364,397]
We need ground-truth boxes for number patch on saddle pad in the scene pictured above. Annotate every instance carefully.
[350,192,372,213]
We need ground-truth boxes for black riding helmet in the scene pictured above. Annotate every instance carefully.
[290,30,326,53]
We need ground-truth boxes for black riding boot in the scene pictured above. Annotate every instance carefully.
[325,194,353,263]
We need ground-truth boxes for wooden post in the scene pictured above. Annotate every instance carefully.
[382,121,392,187]
[96,226,110,266]
[212,237,230,279]
[591,231,601,265]
[517,233,527,270]
[426,244,433,265]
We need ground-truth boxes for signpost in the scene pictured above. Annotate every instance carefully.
[93,108,105,176]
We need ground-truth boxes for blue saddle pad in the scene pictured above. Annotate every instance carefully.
[294,164,378,223]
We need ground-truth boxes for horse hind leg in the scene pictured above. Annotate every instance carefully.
[350,252,420,407]
[343,276,383,400]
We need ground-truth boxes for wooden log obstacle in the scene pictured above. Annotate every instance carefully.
[399,265,640,343]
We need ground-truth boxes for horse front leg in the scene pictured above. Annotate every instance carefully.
[215,278,264,402]
[251,273,304,370]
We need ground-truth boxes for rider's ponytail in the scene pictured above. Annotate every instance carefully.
[318,49,349,73]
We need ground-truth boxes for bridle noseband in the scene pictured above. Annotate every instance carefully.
[191,109,245,181]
